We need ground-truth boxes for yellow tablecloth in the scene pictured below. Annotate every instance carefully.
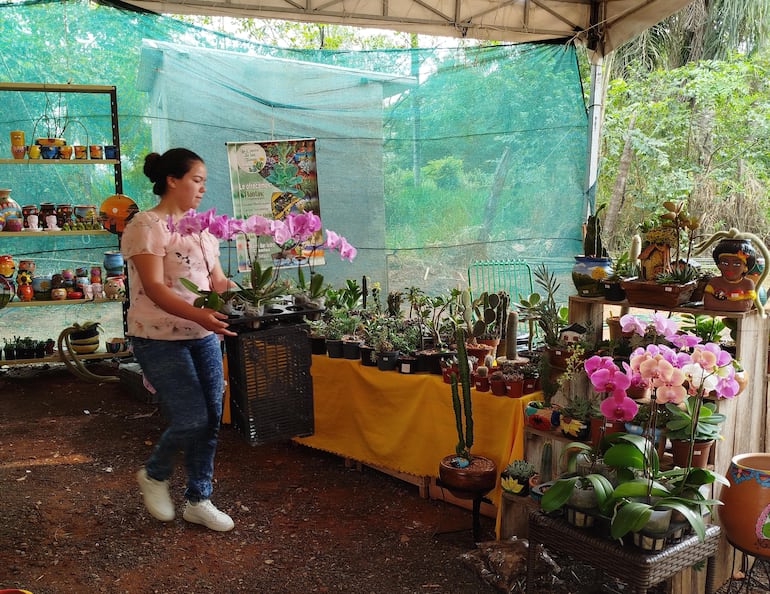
[295,355,540,512]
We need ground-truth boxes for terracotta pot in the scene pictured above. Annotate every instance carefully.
[490,378,507,396]
[589,417,624,447]
[505,378,524,398]
[438,454,497,500]
[719,453,770,556]
[670,438,714,468]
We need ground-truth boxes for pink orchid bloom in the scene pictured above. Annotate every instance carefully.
[651,364,687,404]
[669,332,702,350]
[584,355,616,377]
[650,312,679,338]
[638,354,670,383]
[287,211,320,242]
[600,394,639,421]
[196,208,217,229]
[242,214,272,236]
[325,229,341,249]
[175,211,204,235]
[338,239,357,261]
[714,374,740,398]
[620,314,647,336]
[207,214,233,240]
[271,219,291,246]
[690,347,718,372]
[587,365,631,394]
[701,342,734,368]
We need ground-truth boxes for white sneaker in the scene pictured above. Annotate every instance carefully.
[136,468,175,522]
[183,499,234,532]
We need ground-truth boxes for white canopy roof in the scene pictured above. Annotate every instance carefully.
[120,0,692,56]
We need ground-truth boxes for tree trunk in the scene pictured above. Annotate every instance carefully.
[478,142,515,248]
[604,114,636,248]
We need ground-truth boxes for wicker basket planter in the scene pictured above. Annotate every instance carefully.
[224,324,314,445]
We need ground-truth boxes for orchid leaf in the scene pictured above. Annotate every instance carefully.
[610,501,652,539]
[540,477,579,512]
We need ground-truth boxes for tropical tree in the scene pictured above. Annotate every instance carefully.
[597,51,770,250]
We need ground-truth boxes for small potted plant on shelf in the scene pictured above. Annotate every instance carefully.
[572,203,612,297]
[601,248,640,302]
[664,396,726,468]
[622,200,702,308]
[500,459,539,497]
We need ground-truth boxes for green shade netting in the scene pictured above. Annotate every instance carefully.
[0,0,587,297]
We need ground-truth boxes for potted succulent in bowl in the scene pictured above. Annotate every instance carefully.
[500,459,539,497]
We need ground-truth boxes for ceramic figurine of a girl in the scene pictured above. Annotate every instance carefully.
[695,229,770,315]
[703,238,757,312]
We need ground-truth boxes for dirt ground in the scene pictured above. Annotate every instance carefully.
[0,361,763,594]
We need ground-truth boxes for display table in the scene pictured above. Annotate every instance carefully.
[295,355,539,520]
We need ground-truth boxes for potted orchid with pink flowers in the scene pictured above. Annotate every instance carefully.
[170,208,356,316]
[541,313,741,545]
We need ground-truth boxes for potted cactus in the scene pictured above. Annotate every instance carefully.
[438,328,497,500]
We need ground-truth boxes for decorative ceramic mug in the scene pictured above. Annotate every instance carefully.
[89,144,104,159]
[73,145,87,159]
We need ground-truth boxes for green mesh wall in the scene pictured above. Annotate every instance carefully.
[0,0,587,301]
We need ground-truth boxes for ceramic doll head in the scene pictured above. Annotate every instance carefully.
[712,238,756,282]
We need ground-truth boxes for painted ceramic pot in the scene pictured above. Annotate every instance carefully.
[719,453,770,557]
[103,251,124,276]
[0,190,21,222]
[572,256,612,297]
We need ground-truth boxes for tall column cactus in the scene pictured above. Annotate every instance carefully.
[450,327,473,463]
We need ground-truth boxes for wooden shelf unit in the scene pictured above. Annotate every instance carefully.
[563,294,770,589]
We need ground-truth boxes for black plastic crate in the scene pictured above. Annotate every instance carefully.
[224,324,314,445]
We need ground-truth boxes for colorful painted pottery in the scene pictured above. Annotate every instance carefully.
[16,283,33,302]
[39,203,56,222]
[0,254,15,278]
[56,204,73,228]
[719,453,770,556]
[50,287,67,300]
[103,251,124,276]
[31,274,51,294]
[0,189,21,223]
[572,256,612,297]
[4,216,22,232]
[0,276,13,308]
[99,194,138,234]
[104,276,125,300]
[40,145,59,159]
[21,205,38,229]
[74,204,98,224]
[90,266,102,284]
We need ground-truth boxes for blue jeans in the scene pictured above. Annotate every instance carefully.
[131,334,224,502]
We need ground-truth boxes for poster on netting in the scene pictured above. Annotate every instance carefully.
[226,138,322,272]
